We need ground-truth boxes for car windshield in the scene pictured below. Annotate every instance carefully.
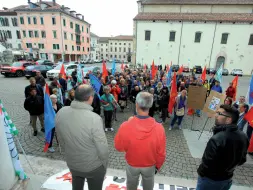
[26,66,35,70]
[37,60,45,64]
[236,69,242,71]
[12,62,22,67]
[223,69,228,71]
[54,64,62,70]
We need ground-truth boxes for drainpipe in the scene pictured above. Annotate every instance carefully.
[59,12,65,62]
[177,21,184,65]
[209,21,217,68]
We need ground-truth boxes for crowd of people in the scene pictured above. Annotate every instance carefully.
[22,65,253,190]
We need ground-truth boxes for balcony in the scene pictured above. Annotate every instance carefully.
[75,28,81,34]
[76,40,81,45]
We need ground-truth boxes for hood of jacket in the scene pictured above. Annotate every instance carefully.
[213,124,238,135]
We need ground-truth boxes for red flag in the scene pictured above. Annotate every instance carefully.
[60,64,66,80]
[102,60,108,78]
[151,60,156,79]
[232,75,239,101]
[244,107,253,126]
[178,65,184,74]
[168,72,178,114]
[143,64,147,71]
[201,66,207,82]
[121,62,124,71]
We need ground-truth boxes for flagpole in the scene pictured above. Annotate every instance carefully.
[245,85,250,103]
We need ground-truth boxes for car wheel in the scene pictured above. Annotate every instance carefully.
[26,76,30,79]
[16,70,24,77]
[4,74,9,77]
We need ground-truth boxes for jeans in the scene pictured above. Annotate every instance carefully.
[161,108,168,122]
[71,165,106,190]
[126,163,155,190]
[49,128,55,148]
[104,110,113,128]
[171,112,184,127]
[196,176,232,190]
[247,124,253,140]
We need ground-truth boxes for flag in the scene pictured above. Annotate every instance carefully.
[77,64,83,83]
[201,66,207,82]
[60,64,66,80]
[121,62,124,71]
[102,60,108,78]
[215,63,223,83]
[249,75,253,105]
[44,84,56,152]
[168,72,178,114]
[151,60,156,79]
[56,80,64,105]
[112,59,116,75]
[170,61,172,67]
[89,74,102,99]
[232,75,239,101]
[166,67,172,87]
[143,64,147,71]
[244,107,253,126]
[166,64,169,73]
[178,65,184,74]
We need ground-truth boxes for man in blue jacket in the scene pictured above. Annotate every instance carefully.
[211,81,223,93]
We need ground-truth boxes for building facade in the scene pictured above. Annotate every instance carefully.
[134,0,253,75]
[0,10,22,50]
[15,0,90,62]
[90,32,99,60]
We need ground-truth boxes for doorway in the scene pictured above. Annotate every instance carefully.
[216,56,225,69]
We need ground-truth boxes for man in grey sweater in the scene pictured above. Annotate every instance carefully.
[56,84,109,190]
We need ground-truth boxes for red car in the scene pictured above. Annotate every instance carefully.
[0,61,36,77]
[183,66,190,72]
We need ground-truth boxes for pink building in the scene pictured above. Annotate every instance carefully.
[16,0,90,62]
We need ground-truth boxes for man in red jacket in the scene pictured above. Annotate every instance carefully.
[114,92,166,190]
[225,82,235,98]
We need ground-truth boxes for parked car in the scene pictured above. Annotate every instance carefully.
[36,60,54,66]
[231,69,243,76]
[0,61,35,77]
[222,69,229,76]
[46,64,77,80]
[183,66,190,72]
[25,65,53,79]
[171,65,180,72]
[206,68,216,74]
[193,65,203,74]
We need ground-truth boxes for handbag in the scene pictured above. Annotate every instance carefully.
[176,107,185,116]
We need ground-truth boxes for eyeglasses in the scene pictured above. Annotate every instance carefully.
[217,111,231,118]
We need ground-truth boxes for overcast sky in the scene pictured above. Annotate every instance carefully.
[4,0,138,37]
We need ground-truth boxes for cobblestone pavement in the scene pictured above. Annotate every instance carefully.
[0,75,253,186]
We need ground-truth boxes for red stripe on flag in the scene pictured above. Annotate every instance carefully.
[45,84,50,96]
[43,142,50,152]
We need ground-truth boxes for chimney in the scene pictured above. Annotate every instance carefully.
[3,7,8,10]
[52,0,56,6]
[28,0,31,4]
[82,15,84,20]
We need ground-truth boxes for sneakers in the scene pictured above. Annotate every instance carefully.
[169,127,172,131]
[105,128,108,132]
[48,147,55,153]
[110,128,114,132]
[105,128,114,132]
[179,125,182,130]
[33,131,37,136]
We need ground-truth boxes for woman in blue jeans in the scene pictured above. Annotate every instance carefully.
[169,90,187,130]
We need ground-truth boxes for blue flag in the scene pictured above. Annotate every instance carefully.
[166,67,172,87]
[249,75,253,105]
[44,85,56,152]
[112,59,116,75]
[215,63,223,83]
[89,74,102,99]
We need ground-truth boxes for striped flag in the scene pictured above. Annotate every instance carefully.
[215,63,223,83]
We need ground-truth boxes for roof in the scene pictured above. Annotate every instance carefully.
[141,0,253,5]
[99,37,109,43]
[112,35,133,41]
[90,32,99,38]
[134,13,253,22]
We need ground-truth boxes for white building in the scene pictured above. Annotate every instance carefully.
[134,0,253,75]
[0,9,22,51]
[90,32,100,60]
[98,35,133,62]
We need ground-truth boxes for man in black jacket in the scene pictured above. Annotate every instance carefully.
[24,88,44,136]
[196,104,249,190]
[24,77,44,98]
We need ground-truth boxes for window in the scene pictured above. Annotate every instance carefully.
[77,46,80,51]
[129,43,131,46]
[72,45,74,51]
[71,34,73,40]
[53,30,57,38]
[38,43,44,49]
[169,31,176,42]
[119,47,121,52]
[53,44,60,50]
[34,31,39,38]
[115,43,117,45]
[27,17,31,24]
[115,55,117,58]
[87,47,89,52]
[33,17,37,24]
[83,47,85,52]
[20,17,24,24]
[110,47,112,52]
[87,27,89,33]
[119,55,121,59]
[52,17,56,25]
[65,45,67,50]
[106,49,108,52]
[63,19,66,26]
[119,43,121,45]
[82,37,84,42]
[128,48,131,52]
[145,30,151,41]
[110,43,112,45]
[41,31,46,38]
[124,47,126,52]
[18,44,22,49]
[195,32,202,43]
[87,37,89,43]
[82,26,84,32]
[16,31,21,39]
[12,18,18,26]
[26,43,32,48]
[124,43,126,45]
[248,34,253,45]
[101,44,103,46]
[101,54,103,57]
[28,30,33,38]
[110,55,112,58]
[64,32,67,40]
[22,30,26,38]
[221,33,229,44]
[123,55,125,58]
[70,22,73,28]
[40,17,44,25]
[6,31,12,39]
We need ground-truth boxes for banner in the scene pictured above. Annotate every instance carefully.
[187,86,207,110]
[89,74,102,98]
[203,90,226,117]
[0,99,27,180]
[42,170,196,190]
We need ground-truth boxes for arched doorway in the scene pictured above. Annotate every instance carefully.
[216,56,225,69]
